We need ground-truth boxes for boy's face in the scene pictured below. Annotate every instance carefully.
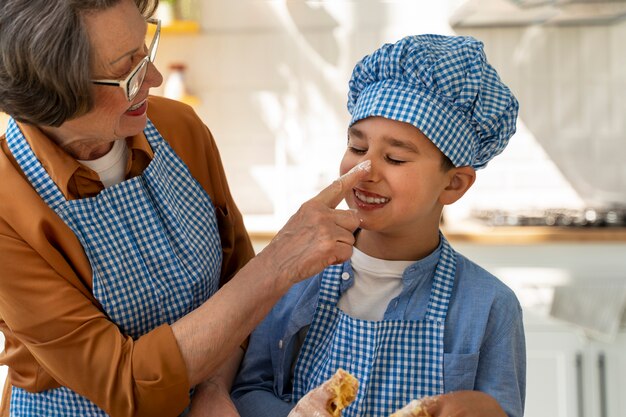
[340,116,452,235]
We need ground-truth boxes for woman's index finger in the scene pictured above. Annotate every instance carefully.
[311,160,371,208]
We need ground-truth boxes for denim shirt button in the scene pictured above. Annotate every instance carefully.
[341,272,350,280]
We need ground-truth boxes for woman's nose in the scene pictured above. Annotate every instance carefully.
[145,62,163,89]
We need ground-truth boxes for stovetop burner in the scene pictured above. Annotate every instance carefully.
[471,207,626,227]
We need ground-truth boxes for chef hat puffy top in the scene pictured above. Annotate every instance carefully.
[347,34,519,169]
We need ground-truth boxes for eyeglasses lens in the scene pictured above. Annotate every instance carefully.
[128,61,148,101]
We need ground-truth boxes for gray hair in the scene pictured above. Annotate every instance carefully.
[0,0,158,127]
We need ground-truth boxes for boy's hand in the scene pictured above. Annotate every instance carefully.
[423,391,506,417]
[258,161,370,289]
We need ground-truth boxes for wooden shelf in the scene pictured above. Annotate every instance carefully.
[248,226,626,246]
[149,20,200,35]
[442,225,626,244]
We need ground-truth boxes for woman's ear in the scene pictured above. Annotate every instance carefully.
[439,166,476,205]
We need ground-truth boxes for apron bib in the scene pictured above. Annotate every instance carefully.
[292,237,456,417]
[5,118,223,416]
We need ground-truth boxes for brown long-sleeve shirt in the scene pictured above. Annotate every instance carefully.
[0,96,255,417]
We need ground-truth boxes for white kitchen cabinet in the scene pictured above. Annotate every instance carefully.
[524,313,626,417]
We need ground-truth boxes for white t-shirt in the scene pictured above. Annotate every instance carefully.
[337,246,414,321]
[78,139,128,188]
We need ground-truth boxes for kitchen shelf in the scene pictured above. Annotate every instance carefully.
[149,19,200,35]
[248,226,626,247]
[442,225,626,244]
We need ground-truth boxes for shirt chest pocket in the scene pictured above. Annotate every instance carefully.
[443,352,480,392]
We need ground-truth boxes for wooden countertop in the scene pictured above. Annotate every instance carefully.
[442,225,626,244]
[248,225,626,245]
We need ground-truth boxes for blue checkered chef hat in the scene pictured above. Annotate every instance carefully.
[347,34,519,169]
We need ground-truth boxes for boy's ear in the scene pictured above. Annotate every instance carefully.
[439,166,476,205]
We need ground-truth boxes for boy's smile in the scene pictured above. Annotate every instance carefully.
[353,188,390,209]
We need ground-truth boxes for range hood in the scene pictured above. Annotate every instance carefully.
[450,0,626,27]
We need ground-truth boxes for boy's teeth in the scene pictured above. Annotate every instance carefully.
[355,190,389,204]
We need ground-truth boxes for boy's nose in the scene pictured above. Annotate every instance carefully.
[360,158,378,181]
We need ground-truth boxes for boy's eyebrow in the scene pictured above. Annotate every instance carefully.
[348,126,366,140]
[383,137,419,153]
[348,126,419,153]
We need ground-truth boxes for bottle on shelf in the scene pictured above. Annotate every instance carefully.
[163,62,200,107]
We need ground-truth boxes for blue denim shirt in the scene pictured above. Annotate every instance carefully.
[232,243,526,417]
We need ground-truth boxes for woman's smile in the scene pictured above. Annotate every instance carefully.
[125,99,148,116]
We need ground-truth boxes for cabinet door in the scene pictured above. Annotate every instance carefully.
[591,332,626,417]
[525,326,584,417]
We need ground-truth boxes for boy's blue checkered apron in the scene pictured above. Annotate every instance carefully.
[4,118,223,416]
[292,237,456,417]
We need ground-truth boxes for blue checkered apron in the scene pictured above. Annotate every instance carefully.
[4,118,223,416]
[292,237,456,417]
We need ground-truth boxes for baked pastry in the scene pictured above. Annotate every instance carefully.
[389,399,432,417]
[326,368,359,416]
[288,368,359,417]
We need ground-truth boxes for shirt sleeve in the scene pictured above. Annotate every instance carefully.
[0,97,255,417]
[474,294,526,417]
[231,307,296,417]
[0,231,190,417]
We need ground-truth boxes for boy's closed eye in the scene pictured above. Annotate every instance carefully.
[347,144,410,165]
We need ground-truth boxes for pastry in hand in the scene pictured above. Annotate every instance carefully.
[389,398,433,417]
[288,368,359,417]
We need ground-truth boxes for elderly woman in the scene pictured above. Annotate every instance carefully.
[0,0,367,416]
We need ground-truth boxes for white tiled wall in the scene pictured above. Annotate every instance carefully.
[154,1,466,230]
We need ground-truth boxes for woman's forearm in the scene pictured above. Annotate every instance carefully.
[172,160,370,386]
[171,255,289,386]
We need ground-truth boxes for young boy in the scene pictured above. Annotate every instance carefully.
[231,34,525,417]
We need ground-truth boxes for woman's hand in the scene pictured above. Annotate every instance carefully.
[258,160,371,290]
[422,391,507,417]
[287,385,334,417]
[288,369,358,417]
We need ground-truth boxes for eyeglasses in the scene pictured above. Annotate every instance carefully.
[92,18,161,102]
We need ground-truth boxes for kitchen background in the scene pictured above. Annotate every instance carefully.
[1,1,626,416]
[150,0,626,228]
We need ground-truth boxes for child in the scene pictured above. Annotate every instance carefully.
[231,34,525,417]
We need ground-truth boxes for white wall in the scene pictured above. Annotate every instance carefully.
[154,1,626,231]
[154,1,461,230]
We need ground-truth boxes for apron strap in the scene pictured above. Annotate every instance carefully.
[5,117,67,210]
[143,119,163,149]
[317,264,345,305]
[4,117,162,211]
[424,235,456,322]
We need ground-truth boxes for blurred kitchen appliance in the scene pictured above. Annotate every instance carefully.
[450,0,626,27]
[471,206,626,227]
